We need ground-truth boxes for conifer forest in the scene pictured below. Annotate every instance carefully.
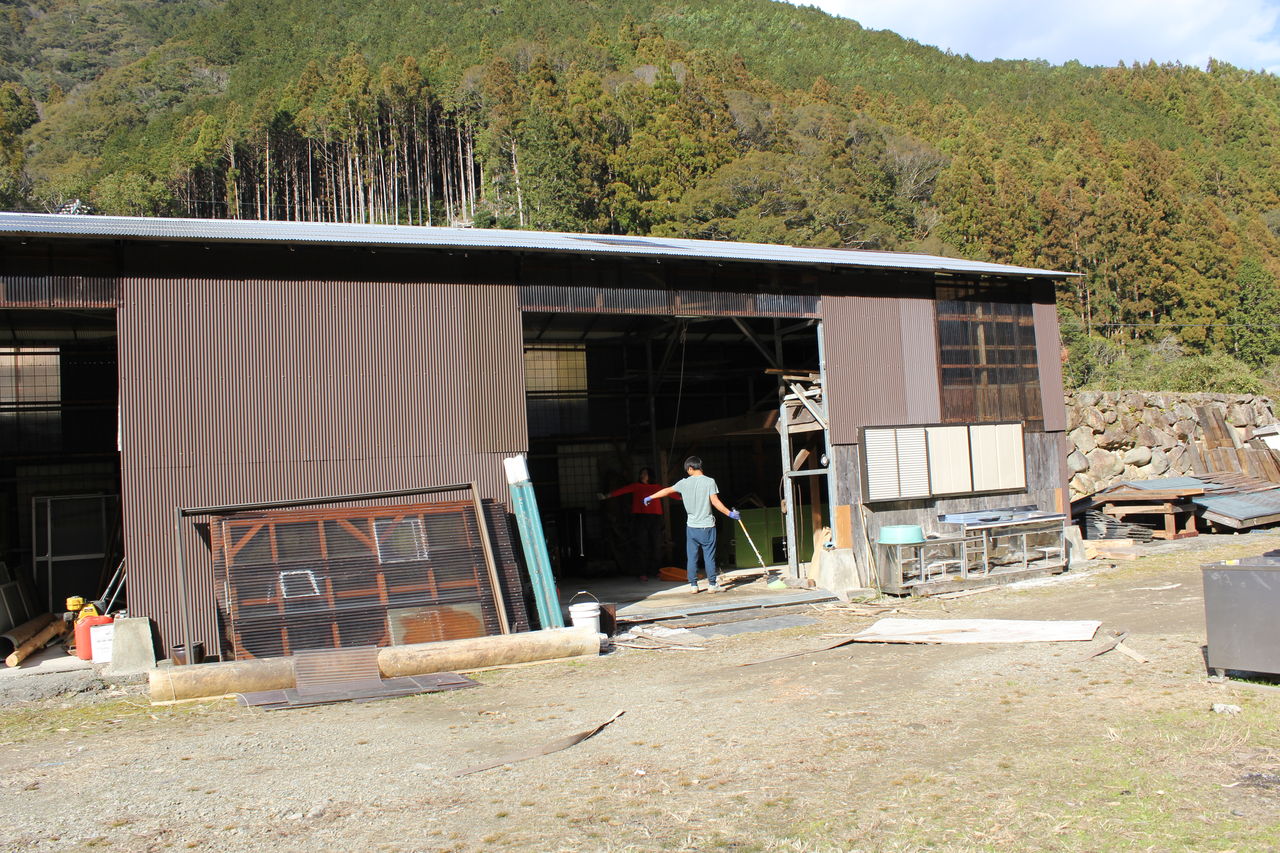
[4,0,1280,384]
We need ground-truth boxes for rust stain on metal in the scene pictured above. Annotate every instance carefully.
[823,293,911,443]
[1034,301,1067,433]
[117,278,528,652]
[388,604,486,645]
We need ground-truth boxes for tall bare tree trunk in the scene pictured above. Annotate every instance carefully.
[512,141,525,227]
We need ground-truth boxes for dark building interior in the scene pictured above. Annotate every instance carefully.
[521,311,825,579]
[0,308,121,614]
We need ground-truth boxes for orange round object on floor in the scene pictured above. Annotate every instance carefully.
[74,615,112,661]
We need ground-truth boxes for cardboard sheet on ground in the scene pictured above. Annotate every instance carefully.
[741,617,1102,666]
[853,618,1100,644]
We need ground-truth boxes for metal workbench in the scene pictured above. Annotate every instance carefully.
[878,509,1067,595]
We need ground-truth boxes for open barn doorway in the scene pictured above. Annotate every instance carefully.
[0,309,121,646]
[521,311,835,619]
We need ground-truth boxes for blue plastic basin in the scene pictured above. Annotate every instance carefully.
[878,524,925,545]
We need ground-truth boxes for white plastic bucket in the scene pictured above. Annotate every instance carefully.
[568,601,601,634]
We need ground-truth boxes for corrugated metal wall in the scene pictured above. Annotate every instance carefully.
[0,276,118,307]
[117,278,527,652]
[899,298,943,424]
[826,288,1067,444]
[467,285,529,452]
[1033,302,1068,433]
[823,293,942,444]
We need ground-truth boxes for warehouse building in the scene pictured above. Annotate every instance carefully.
[0,213,1070,657]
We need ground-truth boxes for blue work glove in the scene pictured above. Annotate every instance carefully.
[642,495,653,506]
[729,509,740,520]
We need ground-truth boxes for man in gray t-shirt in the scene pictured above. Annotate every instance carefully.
[644,456,739,593]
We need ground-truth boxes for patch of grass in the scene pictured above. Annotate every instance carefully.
[0,696,232,744]
[739,688,1280,852]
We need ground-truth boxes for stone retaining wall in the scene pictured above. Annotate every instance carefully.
[1064,391,1277,497]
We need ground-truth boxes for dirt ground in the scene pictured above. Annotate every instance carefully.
[3,533,1280,853]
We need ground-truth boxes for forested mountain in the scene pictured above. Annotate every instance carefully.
[3,0,1280,367]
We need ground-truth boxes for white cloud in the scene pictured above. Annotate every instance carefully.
[788,0,1280,72]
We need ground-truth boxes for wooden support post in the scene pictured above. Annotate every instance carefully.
[470,482,510,635]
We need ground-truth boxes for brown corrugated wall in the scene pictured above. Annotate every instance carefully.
[823,293,942,444]
[1033,301,1067,433]
[117,278,527,652]
[467,285,529,452]
[898,298,943,425]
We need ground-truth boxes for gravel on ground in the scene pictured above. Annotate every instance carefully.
[2,531,1279,852]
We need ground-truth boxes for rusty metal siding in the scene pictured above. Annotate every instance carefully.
[898,298,942,424]
[1033,301,1067,432]
[823,293,910,444]
[465,285,527,452]
[0,275,118,307]
[118,277,527,653]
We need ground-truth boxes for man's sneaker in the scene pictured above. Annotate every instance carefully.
[708,584,724,593]
[688,584,702,593]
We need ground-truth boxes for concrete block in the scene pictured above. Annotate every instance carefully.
[104,617,156,677]
[1065,526,1089,569]
[816,548,865,601]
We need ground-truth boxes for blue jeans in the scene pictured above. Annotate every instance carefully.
[686,526,717,586]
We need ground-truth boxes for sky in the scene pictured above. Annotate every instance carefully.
[787,0,1280,73]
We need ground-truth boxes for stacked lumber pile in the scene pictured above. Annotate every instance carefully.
[1193,406,1280,482]
[1090,485,1201,540]
[1081,510,1155,542]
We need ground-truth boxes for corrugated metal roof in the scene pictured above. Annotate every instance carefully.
[1125,477,1213,491]
[1124,476,1280,525]
[0,212,1076,279]
[1195,493,1280,522]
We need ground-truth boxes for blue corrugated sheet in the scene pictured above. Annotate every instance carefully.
[1122,476,1280,525]
[0,212,1075,279]
[1196,493,1280,523]
[1123,477,1211,492]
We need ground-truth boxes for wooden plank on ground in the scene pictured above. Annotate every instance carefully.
[1254,449,1280,483]
[1193,407,1214,445]
[1224,414,1245,449]
[1215,447,1243,474]
[1239,448,1264,480]
[1197,407,1227,448]
[1206,407,1243,449]
[1114,640,1149,664]
[1103,503,1179,516]
[1085,541,1145,560]
[1186,441,1207,476]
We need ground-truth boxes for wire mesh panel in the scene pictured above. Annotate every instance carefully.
[210,499,526,660]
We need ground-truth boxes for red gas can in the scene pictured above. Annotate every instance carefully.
[75,615,113,661]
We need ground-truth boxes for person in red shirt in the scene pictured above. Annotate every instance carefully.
[599,467,673,580]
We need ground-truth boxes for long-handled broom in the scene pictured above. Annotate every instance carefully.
[735,513,787,588]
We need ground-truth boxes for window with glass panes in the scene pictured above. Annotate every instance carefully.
[0,347,61,406]
[524,344,588,437]
[936,285,1042,428]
